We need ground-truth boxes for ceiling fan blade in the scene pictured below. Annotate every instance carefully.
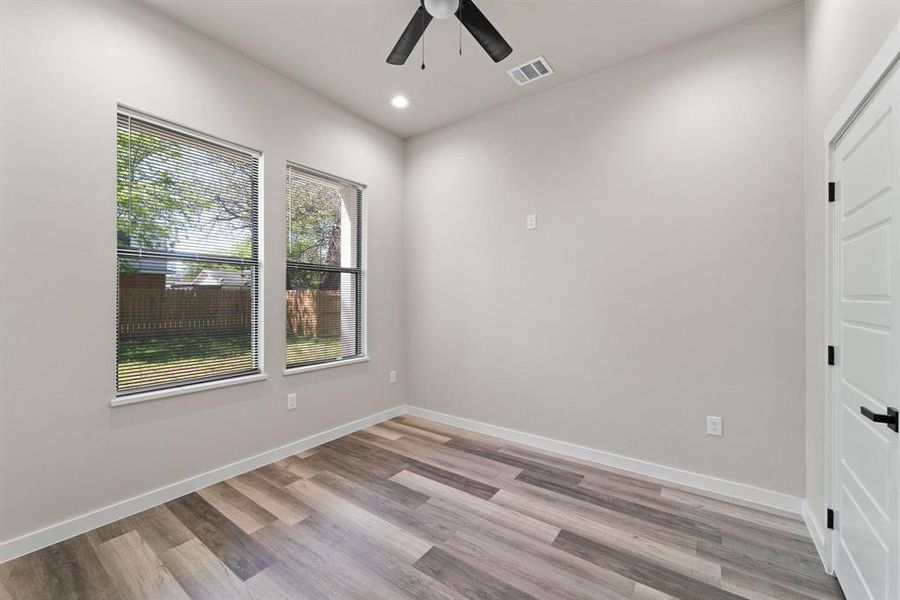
[456,0,512,63]
[387,5,433,65]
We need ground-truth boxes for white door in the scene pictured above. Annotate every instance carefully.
[831,60,900,600]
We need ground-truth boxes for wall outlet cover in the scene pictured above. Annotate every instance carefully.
[286,392,298,411]
[706,415,722,436]
[526,214,537,230]
[389,370,397,384]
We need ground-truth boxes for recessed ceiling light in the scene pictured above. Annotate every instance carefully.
[391,95,410,109]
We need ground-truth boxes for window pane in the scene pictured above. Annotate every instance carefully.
[285,167,358,268]
[117,257,258,393]
[117,113,258,259]
[286,268,359,367]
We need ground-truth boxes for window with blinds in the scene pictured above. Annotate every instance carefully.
[285,164,364,369]
[116,109,261,395]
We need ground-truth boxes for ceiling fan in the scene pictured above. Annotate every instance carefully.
[387,0,512,67]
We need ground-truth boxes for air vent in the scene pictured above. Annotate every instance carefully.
[508,56,554,86]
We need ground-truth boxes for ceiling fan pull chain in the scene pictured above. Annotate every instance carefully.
[421,5,426,70]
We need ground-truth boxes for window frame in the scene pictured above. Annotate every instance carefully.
[283,162,367,374]
[113,106,265,403]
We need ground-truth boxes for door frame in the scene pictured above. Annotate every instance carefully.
[823,22,900,576]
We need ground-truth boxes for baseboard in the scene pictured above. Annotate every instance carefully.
[1,402,811,564]
[0,404,406,563]
[803,501,832,573]
[405,405,805,515]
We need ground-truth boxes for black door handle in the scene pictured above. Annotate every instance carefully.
[860,406,899,433]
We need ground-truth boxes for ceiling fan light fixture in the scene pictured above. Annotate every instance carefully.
[424,0,459,20]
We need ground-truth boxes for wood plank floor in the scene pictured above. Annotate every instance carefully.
[0,416,843,600]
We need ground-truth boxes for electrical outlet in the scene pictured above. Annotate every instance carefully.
[389,370,397,384]
[286,392,298,411]
[706,416,722,437]
[526,214,537,230]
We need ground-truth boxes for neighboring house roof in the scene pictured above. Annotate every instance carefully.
[166,275,195,288]
[190,269,251,288]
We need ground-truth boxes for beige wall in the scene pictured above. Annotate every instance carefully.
[405,6,805,495]
[0,0,406,544]
[803,0,900,534]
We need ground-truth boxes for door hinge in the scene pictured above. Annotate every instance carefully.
[827,508,835,530]
[828,345,836,366]
[828,181,836,203]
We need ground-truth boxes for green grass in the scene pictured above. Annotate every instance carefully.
[117,333,342,390]
[285,334,341,366]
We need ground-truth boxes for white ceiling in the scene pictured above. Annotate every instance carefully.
[144,0,795,138]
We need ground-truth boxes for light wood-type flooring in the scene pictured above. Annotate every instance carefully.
[0,415,843,599]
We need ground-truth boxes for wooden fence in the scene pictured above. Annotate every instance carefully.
[286,289,341,338]
[118,287,341,340]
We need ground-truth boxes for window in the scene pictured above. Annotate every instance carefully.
[285,164,364,369]
[116,109,261,395]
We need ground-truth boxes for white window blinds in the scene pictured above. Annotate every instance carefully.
[285,164,364,368]
[116,110,261,394]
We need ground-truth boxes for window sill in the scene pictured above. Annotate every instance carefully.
[111,373,268,407]
[283,356,369,376]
